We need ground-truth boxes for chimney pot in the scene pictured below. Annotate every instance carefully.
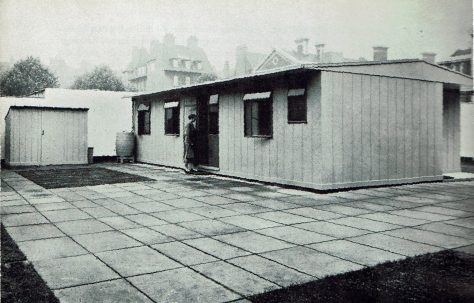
[373,46,388,61]
[421,52,436,64]
[295,38,309,55]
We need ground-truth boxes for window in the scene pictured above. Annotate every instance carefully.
[137,102,151,135]
[196,62,202,70]
[209,94,219,134]
[287,88,307,123]
[243,92,272,137]
[164,101,180,135]
[184,60,191,69]
[173,75,179,87]
[171,59,179,68]
[185,76,191,85]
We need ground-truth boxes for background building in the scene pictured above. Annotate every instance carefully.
[123,34,215,91]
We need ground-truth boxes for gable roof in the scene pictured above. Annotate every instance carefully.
[131,60,473,100]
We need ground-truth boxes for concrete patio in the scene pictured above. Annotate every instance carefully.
[1,163,474,303]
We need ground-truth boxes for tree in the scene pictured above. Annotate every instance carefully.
[0,57,59,96]
[196,73,218,83]
[71,66,125,91]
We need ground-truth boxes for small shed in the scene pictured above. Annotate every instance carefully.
[131,60,472,190]
[5,106,89,166]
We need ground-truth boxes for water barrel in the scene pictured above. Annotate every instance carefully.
[116,132,135,157]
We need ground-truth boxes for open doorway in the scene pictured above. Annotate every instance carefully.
[196,94,219,168]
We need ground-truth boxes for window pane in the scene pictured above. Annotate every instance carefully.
[244,102,252,136]
[288,95,307,122]
[165,107,179,134]
[258,101,272,136]
[209,104,219,134]
[144,111,150,134]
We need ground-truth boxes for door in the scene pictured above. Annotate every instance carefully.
[196,95,219,167]
[41,110,66,164]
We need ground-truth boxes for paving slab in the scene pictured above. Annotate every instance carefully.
[27,196,65,205]
[82,206,117,218]
[72,231,142,252]
[445,217,474,229]
[439,200,474,212]
[121,227,174,244]
[256,226,334,245]
[5,224,65,242]
[0,204,37,215]
[17,236,87,261]
[179,219,245,236]
[360,212,430,226]
[113,195,154,204]
[102,203,141,216]
[314,204,372,216]
[150,209,207,223]
[294,221,370,238]
[160,198,208,208]
[309,239,405,266]
[125,213,168,226]
[70,200,98,208]
[99,216,142,230]
[383,228,473,249]
[221,202,272,214]
[131,201,175,212]
[219,215,281,230]
[227,193,260,202]
[411,206,472,217]
[388,209,456,221]
[33,254,120,289]
[286,207,343,220]
[214,231,294,253]
[41,209,91,222]
[416,222,474,239]
[152,241,217,265]
[229,255,313,287]
[2,212,49,226]
[343,201,396,212]
[261,246,363,277]
[249,199,300,210]
[35,202,76,212]
[284,196,338,207]
[176,190,211,198]
[350,233,442,256]
[128,267,240,303]
[54,279,153,303]
[193,261,278,296]
[150,224,203,240]
[328,217,401,232]
[55,219,113,236]
[97,246,181,277]
[193,195,238,205]
[189,206,240,218]
[255,211,314,224]
[455,244,474,255]
[184,237,251,259]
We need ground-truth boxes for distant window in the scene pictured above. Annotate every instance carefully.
[171,59,179,68]
[164,101,180,135]
[179,76,186,86]
[243,92,272,137]
[287,88,307,123]
[184,61,191,69]
[209,94,219,134]
[197,62,202,70]
[137,102,151,135]
[185,76,191,85]
[173,75,179,86]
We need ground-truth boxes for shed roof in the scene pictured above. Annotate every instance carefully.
[6,105,89,119]
[132,59,473,100]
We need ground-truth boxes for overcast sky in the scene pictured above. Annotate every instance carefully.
[0,0,472,71]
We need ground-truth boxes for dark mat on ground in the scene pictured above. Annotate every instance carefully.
[250,250,474,303]
[15,167,154,189]
[1,224,60,303]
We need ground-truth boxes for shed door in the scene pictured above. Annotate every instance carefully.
[196,95,219,168]
[41,110,66,165]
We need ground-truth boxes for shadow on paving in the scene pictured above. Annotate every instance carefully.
[1,224,60,303]
[249,250,474,303]
[15,167,154,189]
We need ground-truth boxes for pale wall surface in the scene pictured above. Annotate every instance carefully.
[0,88,133,159]
[461,101,474,158]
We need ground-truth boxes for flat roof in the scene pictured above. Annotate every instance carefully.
[6,105,89,119]
[132,59,472,100]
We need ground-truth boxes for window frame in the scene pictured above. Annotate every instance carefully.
[287,88,308,124]
[137,101,151,136]
[164,101,180,136]
[243,92,273,138]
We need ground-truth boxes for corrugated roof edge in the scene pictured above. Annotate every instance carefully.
[131,59,472,100]
[5,105,89,120]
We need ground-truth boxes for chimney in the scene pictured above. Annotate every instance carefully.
[187,36,199,48]
[315,43,325,62]
[421,52,436,64]
[373,46,388,61]
[295,38,309,55]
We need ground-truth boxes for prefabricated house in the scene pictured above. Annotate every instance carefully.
[132,60,472,190]
[4,106,88,166]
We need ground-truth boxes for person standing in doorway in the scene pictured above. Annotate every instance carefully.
[184,114,197,172]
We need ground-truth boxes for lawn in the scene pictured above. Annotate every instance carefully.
[1,224,59,303]
[250,249,474,303]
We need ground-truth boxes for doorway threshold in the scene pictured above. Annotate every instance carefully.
[198,165,220,172]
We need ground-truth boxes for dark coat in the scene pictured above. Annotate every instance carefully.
[184,121,197,161]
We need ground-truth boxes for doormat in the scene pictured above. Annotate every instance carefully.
[16,167,154,189]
